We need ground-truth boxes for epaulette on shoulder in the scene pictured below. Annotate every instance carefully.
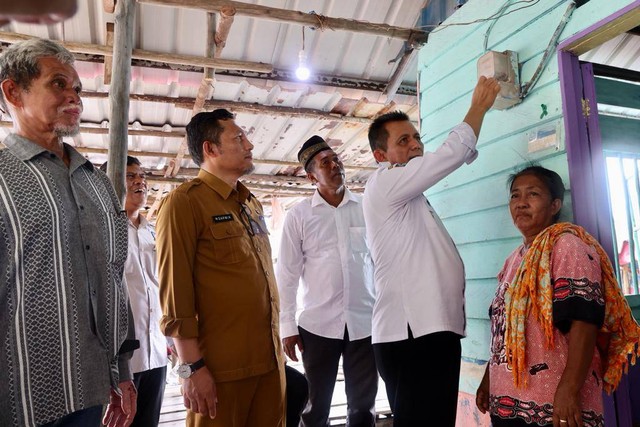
[178,177,203,192]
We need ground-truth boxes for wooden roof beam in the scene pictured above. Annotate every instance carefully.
[0,31,272,73]
[138,0,427,41]
[73,146,376,171]
[80,91,378,124]
[143,167,366,186]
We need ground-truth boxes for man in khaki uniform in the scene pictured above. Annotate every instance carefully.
[156,109,285,427]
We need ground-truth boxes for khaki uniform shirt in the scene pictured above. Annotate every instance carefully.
[156,169,283,382]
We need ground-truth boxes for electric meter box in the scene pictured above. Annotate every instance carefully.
[477,50,521,110]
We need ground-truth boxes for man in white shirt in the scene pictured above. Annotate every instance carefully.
[362,77,500,426]
[103,156,169,426]
[277,136,378,427]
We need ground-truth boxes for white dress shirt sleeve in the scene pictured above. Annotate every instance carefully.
[379,122,478,208]
[276,208,304,339]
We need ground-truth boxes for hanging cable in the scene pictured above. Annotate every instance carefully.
[520,1,576,98]
[426,0,541,34]
[296,26,311,80]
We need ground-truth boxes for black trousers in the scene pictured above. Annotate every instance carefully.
[131,366,167,427]
[373,329,461,427]
[298,327,378,427]
[286,365,309,427]
[39,405,103,427]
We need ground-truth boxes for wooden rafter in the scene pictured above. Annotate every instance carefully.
[0,31,272,73]
[79,91,381,124]
[137,0,426,40]
[76,146,376,171]
[142,167,366,186]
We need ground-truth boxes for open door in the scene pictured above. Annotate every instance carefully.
[559,41,639,427]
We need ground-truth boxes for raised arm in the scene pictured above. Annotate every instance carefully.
[463,76,501,138]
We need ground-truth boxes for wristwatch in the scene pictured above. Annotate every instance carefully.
[176,358,205,379]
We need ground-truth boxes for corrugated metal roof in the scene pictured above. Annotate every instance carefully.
[1,0,426,209]
[581,32,640,72]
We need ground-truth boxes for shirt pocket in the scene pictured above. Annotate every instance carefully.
[209,222,250,264]
[349,226,368,253]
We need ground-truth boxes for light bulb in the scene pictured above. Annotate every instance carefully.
[295,49,310,81]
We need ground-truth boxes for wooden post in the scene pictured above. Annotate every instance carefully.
[107,0,135,204]
[103,22,115,85]
[214,6,236,58]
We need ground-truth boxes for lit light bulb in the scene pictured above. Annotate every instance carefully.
[295,49,310,81]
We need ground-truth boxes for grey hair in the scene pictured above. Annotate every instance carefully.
[0,38,75,114]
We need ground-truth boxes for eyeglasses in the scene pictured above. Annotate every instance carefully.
[238,202,255,236]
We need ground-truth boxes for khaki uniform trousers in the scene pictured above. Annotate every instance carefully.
[187,366,285,427]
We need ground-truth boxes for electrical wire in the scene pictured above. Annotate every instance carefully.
[423,0,542,35]
[520,1,576,98]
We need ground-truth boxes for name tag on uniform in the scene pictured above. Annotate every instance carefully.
[212,214,233,223]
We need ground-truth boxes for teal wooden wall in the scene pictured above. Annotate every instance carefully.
[417,0,638,396]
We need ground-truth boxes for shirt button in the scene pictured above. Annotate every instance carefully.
[256,247,262,253]
[265,271,270,277]
[79,205,84,210]
[85,245,90,250]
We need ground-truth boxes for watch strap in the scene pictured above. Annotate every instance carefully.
[189,358,205,373]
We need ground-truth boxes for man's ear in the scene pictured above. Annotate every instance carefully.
[373,148,387,163]
[1,79,22,110]
[202,140,220,159]
[306,169,317,185]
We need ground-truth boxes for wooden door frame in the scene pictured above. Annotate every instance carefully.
[557,2,640,425]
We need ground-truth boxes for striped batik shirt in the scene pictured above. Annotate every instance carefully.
[0,134,133,427]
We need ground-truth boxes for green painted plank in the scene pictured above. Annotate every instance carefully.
[421,81,566,149]
[427,145,569,200]
[420,48,562,123]
[459,358,489,395]
[458,238,519,280]
[419,0,565,74]
[466,278,500,320]
[429,175,572,224]
[420,2,568,101]
[447,208,518,246]
[463,317,491,361]
[595,77,640,110]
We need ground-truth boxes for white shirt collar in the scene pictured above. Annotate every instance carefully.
[311,187,358,208]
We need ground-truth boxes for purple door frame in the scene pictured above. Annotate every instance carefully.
[557,2,640,426]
